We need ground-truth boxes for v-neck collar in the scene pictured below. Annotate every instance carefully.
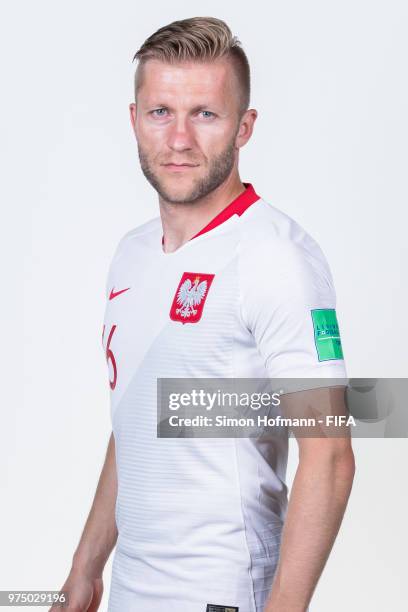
[161,183,260,250]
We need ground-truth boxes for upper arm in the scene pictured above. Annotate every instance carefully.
[239,237,347,380]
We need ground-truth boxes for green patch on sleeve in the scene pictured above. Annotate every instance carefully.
[311,309,344,361]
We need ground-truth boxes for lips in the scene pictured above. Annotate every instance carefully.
[163,163,198,168]
[162,162,199,172]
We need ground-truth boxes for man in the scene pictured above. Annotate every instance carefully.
[54,17,355,612]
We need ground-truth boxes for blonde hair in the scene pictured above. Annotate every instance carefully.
[132,17,250,116]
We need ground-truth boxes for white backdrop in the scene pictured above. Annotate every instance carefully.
[1,0,407,610]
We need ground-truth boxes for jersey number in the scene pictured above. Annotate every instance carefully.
[102,324,117,390]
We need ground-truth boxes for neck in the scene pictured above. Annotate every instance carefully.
[159,171,245,254]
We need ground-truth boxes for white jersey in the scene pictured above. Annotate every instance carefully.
[103,183,347,612]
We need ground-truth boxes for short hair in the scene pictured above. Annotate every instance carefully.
[132,17,251,117]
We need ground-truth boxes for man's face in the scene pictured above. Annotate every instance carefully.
[130,58,246,204]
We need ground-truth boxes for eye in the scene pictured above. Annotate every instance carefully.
[200,110,214,119]
[151,108,168,117]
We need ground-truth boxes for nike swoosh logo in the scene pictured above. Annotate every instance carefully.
[109,287,130,300]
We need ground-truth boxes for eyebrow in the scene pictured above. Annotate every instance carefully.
[145,102,218,113]
[189,104,217,112]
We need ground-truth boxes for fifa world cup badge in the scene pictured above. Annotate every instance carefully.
[169,272,215,324]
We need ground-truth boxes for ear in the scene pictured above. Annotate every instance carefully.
[129,103,137,136]
[235,109,258,148]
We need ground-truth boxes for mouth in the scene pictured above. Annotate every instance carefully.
[162,163,199,172]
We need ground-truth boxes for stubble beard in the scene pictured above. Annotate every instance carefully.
[137,137,238,205]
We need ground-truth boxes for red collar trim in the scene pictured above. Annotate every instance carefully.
[161,183,260,246]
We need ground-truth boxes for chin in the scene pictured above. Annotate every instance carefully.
[163,190,197,204]
[159,177,201,204]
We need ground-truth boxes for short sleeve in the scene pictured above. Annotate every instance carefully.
[238,237,347,380]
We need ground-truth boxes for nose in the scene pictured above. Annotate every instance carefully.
[166,113,195,152]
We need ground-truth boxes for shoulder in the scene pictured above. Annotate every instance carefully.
[115,216,161,252]
[109,216,161,262]
[237,198,335,296]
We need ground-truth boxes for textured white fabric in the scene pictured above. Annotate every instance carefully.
[102,188,347,611]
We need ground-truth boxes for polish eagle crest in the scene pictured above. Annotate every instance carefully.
[175,276,208,319]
